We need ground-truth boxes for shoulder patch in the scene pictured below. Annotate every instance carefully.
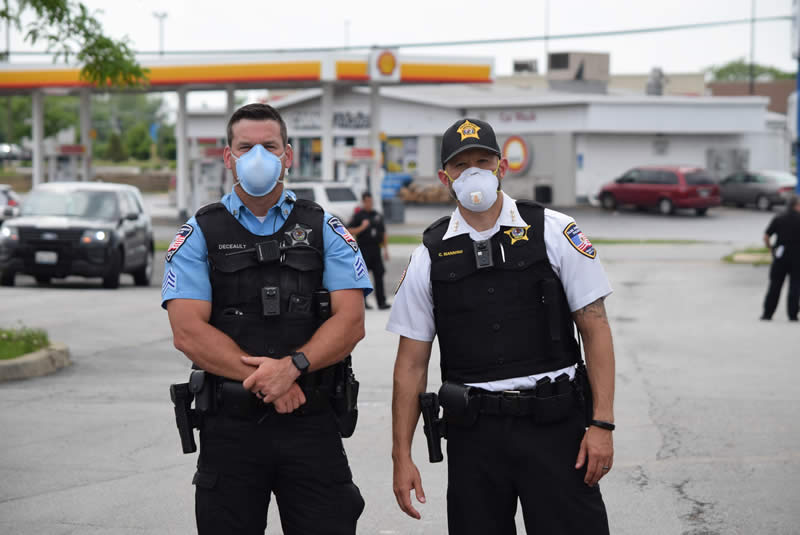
[563,222,596,259]
[166,224,194,262]
[394,255,412,295]
[327,216,358,253]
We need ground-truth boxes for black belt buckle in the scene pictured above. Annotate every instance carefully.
[500,390,522,416]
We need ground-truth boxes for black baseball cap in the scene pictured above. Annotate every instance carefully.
[440,118,501,167]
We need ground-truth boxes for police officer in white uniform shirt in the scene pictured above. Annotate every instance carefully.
[389,118,615,534]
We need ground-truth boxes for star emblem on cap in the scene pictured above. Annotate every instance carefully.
[456,120,481,141]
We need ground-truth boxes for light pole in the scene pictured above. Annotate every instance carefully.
[153,11,167,56]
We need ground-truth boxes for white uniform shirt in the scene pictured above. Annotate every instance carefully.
[386,193,613,392]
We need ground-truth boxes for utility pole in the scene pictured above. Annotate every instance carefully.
[749,0,756,95]
[544,0,550,73]
[344,19,350,48]
[153,11,167,56]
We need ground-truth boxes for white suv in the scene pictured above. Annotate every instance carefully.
[286,181,361,222]
[0,184,21,223]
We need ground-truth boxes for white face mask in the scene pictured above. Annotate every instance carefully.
[450,167,499,212]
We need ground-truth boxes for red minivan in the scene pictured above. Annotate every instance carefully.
[599,166,721,216]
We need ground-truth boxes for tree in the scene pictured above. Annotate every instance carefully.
[1,0,147,87]
[0,93,169,147]
[124,123,151,161]
[707,58,795,82]
[157,124,176,161]
[105,132,126,162]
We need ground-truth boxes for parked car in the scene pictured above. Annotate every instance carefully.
[0,184,21,223]
[0,182,154,288]
[0,143,31,161]
[718,170,797,211]
[286,180,361,221]
[599,166,721,216]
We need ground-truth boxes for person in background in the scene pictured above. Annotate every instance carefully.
[349,191,390,310]
[761,194,800,322]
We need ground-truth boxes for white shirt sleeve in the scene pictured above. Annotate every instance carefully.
[385,244,436,342]
[543,209,613,312]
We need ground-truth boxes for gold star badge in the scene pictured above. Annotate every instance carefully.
[456,120,481,141]
[504,225,530,245]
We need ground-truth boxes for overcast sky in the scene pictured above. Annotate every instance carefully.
[4,0,794,75]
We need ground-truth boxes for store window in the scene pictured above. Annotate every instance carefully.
[290,137,322,179]
[385,137,418,175]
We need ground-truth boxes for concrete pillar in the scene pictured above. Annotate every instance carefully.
[224,86,236,191]
[176,88,189,220]
[321,83,334,181]
[79,89,92,181]
[552,132,577,206]
[225,85,235,118]
[31,90,44,186]
[368,83,382,212]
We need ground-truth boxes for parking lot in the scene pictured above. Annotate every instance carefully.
[1,204,798,534]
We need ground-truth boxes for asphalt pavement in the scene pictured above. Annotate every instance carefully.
[1,202,798,534]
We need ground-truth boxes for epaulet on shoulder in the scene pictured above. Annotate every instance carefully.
[424,215,451,234]
[195,202,225,217]
[294,197,323,214]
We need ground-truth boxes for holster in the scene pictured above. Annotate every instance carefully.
[438,382,479,427]
[419,392,445,463]
[330,355,359,438]
[575,362,593,427]
[169,370,215,454]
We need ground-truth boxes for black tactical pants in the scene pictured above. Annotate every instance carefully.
[193,408,364,535]
[362,247,386,307]
[446,404,610,535]
[763,256,800,320]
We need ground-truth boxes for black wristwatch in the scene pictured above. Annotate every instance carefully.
[290,351,310,375]
[589,419,616,431]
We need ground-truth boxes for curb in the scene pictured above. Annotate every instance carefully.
[0,343,71,382]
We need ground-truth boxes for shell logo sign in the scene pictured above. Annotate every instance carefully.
[369,48,400,81]
[377,51,397,76]
[502,136,531,174]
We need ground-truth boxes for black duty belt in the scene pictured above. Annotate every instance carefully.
[474,378,575,418]
[213,376,331,421]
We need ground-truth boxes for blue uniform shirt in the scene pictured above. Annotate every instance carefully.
[161,188,372,308]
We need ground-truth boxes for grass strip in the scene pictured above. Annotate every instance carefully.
[0,326,50,360]
[722,246,771,265]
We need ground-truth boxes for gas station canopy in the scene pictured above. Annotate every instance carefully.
[0,50,494,92]
[0,50,494,217]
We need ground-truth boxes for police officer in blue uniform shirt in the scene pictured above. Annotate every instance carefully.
[161,103,371,535]
[389,118,615,534]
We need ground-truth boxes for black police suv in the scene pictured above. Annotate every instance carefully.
[0,182,154,288]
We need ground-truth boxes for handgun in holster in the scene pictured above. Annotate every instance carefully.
[169,369,214,454]
[419,392,446,463]
[575,361,594,427]
[314,289,360,438]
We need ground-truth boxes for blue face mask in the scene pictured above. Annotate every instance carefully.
[231,144,285,197]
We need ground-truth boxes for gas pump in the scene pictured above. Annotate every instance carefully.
[42,127,90,182]
[333,145,374,192]
[189,137,228,212]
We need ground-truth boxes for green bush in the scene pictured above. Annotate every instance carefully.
[0,326,50,360]
[106,133,127,162]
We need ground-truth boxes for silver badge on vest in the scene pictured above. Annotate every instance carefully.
[285,223,313,246]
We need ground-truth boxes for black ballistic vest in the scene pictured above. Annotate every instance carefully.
[195,199,325,359]
[423,200,580,383]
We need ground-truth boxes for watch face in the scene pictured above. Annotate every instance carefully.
[292,352,310,373]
